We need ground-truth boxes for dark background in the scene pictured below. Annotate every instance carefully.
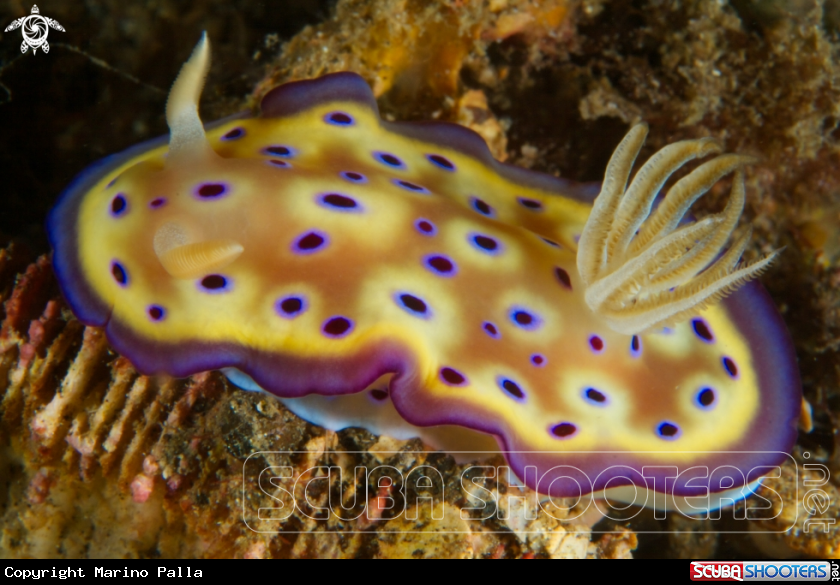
[0,0,336,249]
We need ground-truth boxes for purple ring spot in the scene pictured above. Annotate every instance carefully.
[198,274,231,293]
[583,387,608,406]
[517,197,543,211]
[373,151,405,169]
[530,353,546,367]
[148,305,166,321]
[656,421,681,440]
[221,127,245,141]
[498,377,525,401]
[426,154,455,171]
[323,316,354,338]
[554,267,572,290]
[149,197,167,209]
[340,171,367,183]
[696,387,716,409]
[319,193,360,211]
[268,159,291,169]
[509,306,542,331]
[469,197,495,217]
[325,111,355,126]
[293,231,329,254]
[550,422,577,439]
[439,367,467,387]
[630,335,642,358]
[395,292,430,318]
[588,335,605,353]
[275,295,307,319]
[196,183,228,199]
[482,321,500,339]
[110,194,128,217]
[423,254,457,277]
[111,261,128,287]
[414,218,437,236]
[393,179,429,194]
[722,356,739,378]
[691,318,714,343]
[469,233,502,255]
[263,145,295,158]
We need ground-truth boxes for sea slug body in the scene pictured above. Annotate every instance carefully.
[47,34,801,509]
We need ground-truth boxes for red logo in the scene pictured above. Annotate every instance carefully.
[691,562,744,582]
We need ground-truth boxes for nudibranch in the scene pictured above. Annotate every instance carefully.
[48,34,801,510]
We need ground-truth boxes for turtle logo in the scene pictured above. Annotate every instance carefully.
[5,5,65,55]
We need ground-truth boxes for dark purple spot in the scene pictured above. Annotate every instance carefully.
[148,305,165,321]
[323,316,353,338]
[222,127,245,140]
[514,311,533,326]
[499,377,525,400]
[517,197,543,211]
[397,293,429,317]
[264,145,294,157]
[415,219,436,235]
[530,354,546,367]
[510,307,541,330]
[697,387,715,408]
[110,194,127,216]
[427,154,455,171]
[470,233,500,254]
[394,179,429,194]
[374,152,404,169]
[657,422,680,439]
[268,159,290,168]
[584,387,607,404]
[440,367,467,386]
[299,233,325,249]
[470,197,494,217]
[424,254,456,276]
[196,183,227,199]
[723,357,739,378]
[550,422,577,439]
[276,296,306,318]
[294,231,328,253]
[200,274,228,291]
[483,321,500,339]
[325,111,354,126]
[630,335,642,358]
[370,389,388,401]
[692,318,714,343]
[149,197,166,209]
[106,177,117,188]
[542,237,561,248]
[554,267,572,290]
[341,171,366,183]
[111,262,128,286]
[320,193,359,210]
[589,335,604,353]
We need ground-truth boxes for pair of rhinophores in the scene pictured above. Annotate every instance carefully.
[48,34,801,512]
